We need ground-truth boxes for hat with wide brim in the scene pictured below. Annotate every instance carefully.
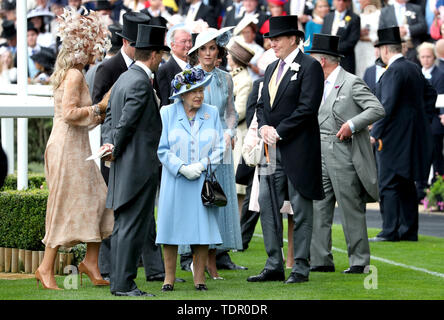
[27,9,55,20]
[187,26,234,56]
[305,33,344,58]
[263,15,304,39]
[116,12,152,43]
[374,26,403,47]
[130,24,170,52]
[169,68,212,100]
[31,48,56,70]
[233,13,259,36]
[227,38,255,65]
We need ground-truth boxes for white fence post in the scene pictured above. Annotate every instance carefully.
[1,118,14,174]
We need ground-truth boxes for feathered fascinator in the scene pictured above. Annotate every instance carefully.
[57,6,111,65]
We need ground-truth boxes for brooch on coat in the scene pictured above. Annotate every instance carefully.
[204,112,210,120]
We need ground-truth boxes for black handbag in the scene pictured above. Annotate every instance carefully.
[201,160,227,207]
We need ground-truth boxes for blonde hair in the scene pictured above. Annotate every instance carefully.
[417,42,436,58]
[50,47,77,89]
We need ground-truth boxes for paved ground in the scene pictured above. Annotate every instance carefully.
[333,203,444,238]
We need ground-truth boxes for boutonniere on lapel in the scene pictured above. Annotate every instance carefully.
[405,10,416,20]
[290,62,300,81]
[338,16,351,28]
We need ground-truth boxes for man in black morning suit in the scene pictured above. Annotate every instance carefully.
[370,27,436,242]
[156,26,192,107]
[92,12,166,284]
[321,0,360,74]
[378,0,427,64]
[247,16,324,284]
[100,24,169,297]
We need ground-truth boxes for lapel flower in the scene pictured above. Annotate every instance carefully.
[290,62,300,72]
[345,15,351,22]
[335,85,340,89]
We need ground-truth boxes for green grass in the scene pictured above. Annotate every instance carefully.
[1,224,444,300]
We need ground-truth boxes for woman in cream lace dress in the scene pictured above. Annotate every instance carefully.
[35,8,113,290]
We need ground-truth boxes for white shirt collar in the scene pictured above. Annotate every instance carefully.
[422,65,434,74]
[121,47,134,68]
[283,47,300,66]
[394,1,406,9]
[190,1,202,10]
[134,60,154,79]
[28,45,41,54]
[325,65,341,86]
[172,53,188,70]
[148,7,161,17]
[335,10,347,19]
[388,53,403,66]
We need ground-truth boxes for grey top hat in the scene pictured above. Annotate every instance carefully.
[116,12,152,43]
[131,24,170,52]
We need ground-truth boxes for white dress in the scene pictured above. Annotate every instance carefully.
[354,6,381,78]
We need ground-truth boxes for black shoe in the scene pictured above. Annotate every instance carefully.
[342,266,365,274]
[310,265,335,272]
[146,273,186,283]
[181,263,192,272]
[195,284,208,291]
[220,261,248,270]
[101,274,110,282]
[113,288,155,297]
[284,272,309,284]
[146,273,165,281]
[161,284,174,292]
[247,269,285,282]
[369,236,391,242]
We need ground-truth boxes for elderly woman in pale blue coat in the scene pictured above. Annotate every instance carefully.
[156,68,225,292]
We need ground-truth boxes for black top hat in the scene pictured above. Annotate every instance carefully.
[191,33,198,47]
[264,15,304,39]
[31,48,56,71]
[27,21,39,34]
[148,16,168,28]
[374,27,402,47]
[2,0,16,11]
[116,12,152,43]
[131,24,170,52]
[108,23,123,52]
[306,33,344,58]
[95,0,113,11]
[1,20,16,40]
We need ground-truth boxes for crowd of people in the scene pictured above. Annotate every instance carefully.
[1,0,443,296]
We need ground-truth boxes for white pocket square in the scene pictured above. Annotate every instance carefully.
[291,74,298,81]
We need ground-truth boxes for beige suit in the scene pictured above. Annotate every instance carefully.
[310,67,385,268]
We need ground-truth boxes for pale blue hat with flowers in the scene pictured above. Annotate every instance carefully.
[169,67,213,100]
[187,26,234,56]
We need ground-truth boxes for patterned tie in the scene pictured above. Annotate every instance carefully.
[276,60,286,84]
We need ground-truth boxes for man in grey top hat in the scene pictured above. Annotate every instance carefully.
[307,33,385,274]
[100,24,170,297]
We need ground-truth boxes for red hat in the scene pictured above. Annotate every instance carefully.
[267,0,287,6]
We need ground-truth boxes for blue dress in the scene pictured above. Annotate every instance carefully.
[179,67,243,253]
[304,20,323,52]
[156,102,224,246]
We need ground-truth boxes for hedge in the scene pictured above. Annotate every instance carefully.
[0,189,48,251]
[1,173,46,191]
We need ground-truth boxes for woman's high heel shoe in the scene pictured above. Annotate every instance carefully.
[35,270,62,290]
[78,262,110,287]
[205,267,224,280]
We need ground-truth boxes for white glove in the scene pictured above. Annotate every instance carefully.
[179,162,204,180]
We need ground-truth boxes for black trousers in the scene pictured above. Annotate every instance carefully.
[110,174,159,293]
[378,173,418,241]
[240,174,260,250]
